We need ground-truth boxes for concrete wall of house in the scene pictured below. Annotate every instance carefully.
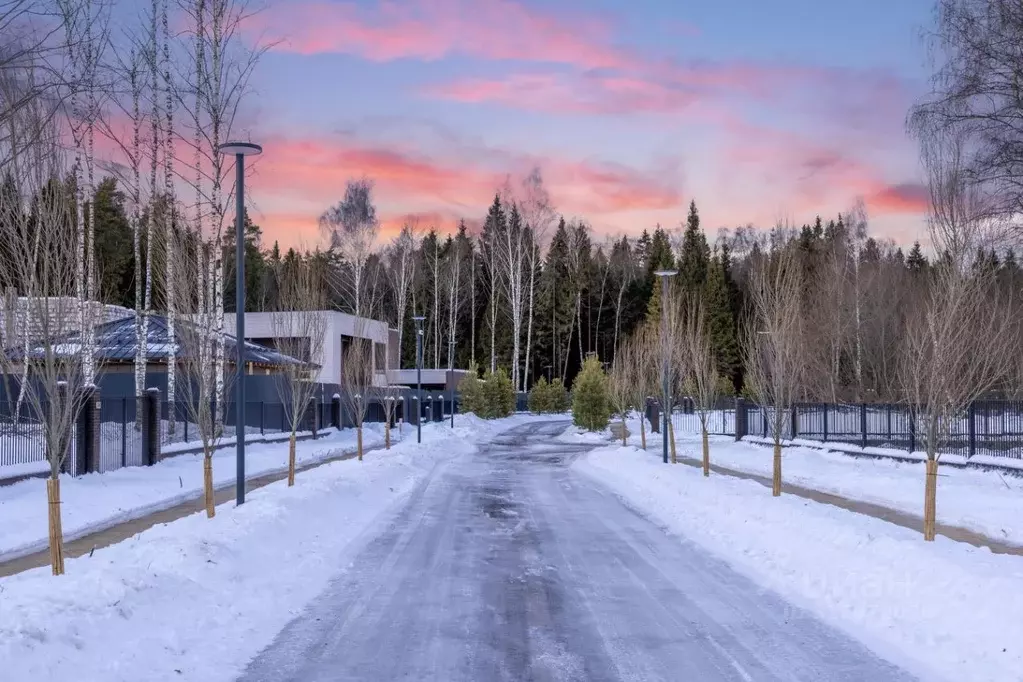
[241,312,391,387]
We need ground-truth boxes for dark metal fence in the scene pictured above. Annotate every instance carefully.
[666,398,1023,460]
[1,388,471,481]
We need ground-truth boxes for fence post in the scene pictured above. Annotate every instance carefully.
[332,394,342,430]
[311,397,319,438]
[823,403,828,442]
[74,386,99,476]
[650,399,660,434]
[121,397,128,467]
[762,407,767,439]
[260,401,265,436]
[735,397,745,441]
[56,382,72,475]
[968,401,976,459]
[141,388,161,465]
[860,403,867,449]
[790,404,798,440]
[909,406,916,454]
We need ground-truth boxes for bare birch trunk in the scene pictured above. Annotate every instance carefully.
[924,458,938,541]
[524,257,536,390]
[639,415,646,450]
[357,425,363,461]
[203,454,214,517]
[163,0,176,434]
[668,419,677,464]
[621,416,627,446]
[47,478,65,576]
[470,256,476,368]
[772,440,782,496]
[702,428,710,477]
[287,434,296,486]
[385,421,390,449]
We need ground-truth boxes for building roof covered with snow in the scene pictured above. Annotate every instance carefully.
[5,315,312,370]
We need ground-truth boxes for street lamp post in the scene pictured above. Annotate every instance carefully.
[217,140,262,505]
[654,269,678,464]
[413,315,425,443]
[448,338,455,429]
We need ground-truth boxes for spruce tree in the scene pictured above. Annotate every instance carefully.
[572,355,611,431]
[704,254,739,390]
[644,225,675,323]
[678,200,709,294]
[907,241,927,273]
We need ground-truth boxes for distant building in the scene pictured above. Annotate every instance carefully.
[5,314,309,375]
[241,311,398,387]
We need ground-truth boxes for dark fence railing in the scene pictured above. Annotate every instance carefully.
[663,398,1023,461]
[0,388,473,481]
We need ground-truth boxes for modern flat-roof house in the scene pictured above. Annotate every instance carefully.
[242,311,398,387]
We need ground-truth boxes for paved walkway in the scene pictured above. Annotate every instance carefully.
[0,447,365,578]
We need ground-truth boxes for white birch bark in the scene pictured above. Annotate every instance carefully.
[163,0,177,431]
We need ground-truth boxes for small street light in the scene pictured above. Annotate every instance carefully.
[654,268,678,464]
[217,140,262,505]
[413,315,425,443]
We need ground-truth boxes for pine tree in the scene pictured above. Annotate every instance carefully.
[677,200,709,294]
[645,225,675,323]
[704,253,739,389]
[907,241,927,273]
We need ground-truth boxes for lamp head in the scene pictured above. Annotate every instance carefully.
[217,141,262,156]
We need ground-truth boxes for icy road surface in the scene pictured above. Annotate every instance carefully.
[238,420,916,682]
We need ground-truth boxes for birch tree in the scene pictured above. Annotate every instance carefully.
[518,169,554,390]
[320,178,379,319]
[741,243,804,497]
[271,253,327,486]
[901,123,1015,540]
[168,227,228,518]
[387,217,418,365]
[683,294,720,477]
[0,95,89,573]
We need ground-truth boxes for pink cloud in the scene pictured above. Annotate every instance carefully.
[252,0,631,70]
[249,133,682,246]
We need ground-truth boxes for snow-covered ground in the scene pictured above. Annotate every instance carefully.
[687,433,1023,547]
[0,425,391,562]
[576,441,1023,682]
[618,412,1023,547]
[0,413,540,682]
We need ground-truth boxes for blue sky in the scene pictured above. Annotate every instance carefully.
[236,0,935,246]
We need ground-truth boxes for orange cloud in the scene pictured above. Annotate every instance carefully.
[249,133,682,247]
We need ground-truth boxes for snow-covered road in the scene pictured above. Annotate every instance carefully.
[238,419,915,682]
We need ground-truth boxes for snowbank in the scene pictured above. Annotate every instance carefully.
[0,421,478,682]
[688,433,1023,547]
[0,425,392,562]
[576,443,1023,682]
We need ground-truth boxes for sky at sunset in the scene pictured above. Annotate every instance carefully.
[235,0,934,248]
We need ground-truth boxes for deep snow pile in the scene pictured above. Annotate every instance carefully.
[576,442,1023,682]
[0,417,510,682]
[0,425,391,562]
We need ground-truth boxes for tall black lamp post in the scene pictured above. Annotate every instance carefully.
[217,140,262,505]
[413,315,425,443]
[654,268,678,464]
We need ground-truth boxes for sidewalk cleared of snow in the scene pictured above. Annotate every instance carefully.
[0,414,539,682]
[576,441,1023,682]
[0,425,391,563]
